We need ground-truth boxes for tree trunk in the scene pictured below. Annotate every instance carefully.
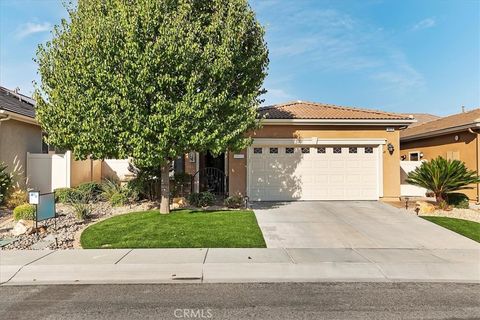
[435,193,445,204]
[159,164,170,214]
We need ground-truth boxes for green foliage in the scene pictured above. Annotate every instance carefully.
[447,193,470,209]
[5,189,28,209]
[406,157,480,202]
[126,162,160,201]
[101,178,123,201]
[172,172,192,197]
[0,163,13,205]
[69,196,92,220]
[110,192,128,207]
[421,216,480,243]
[76,182,102,202]
[34,0,268,212]
[13,204,36,221]
[224,195,244,208]
[55,187,77,203]
[188,192,215,207]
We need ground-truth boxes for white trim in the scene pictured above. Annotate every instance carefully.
[262,118,416,126]
[252,138,387,146]
[0,110,38,125]
[378,146,383,198]
[401,122,480,142]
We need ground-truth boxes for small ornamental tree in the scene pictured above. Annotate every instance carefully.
[406,157,480,203]
[35,0,269,213]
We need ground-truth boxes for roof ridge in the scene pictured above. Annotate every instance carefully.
[406,108,480,131]
[281,100,410,118]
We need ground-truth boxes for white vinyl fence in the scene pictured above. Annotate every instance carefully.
[400,161,427,197]
[27,151,71,193]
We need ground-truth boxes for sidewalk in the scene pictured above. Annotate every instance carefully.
[1,248,479,285]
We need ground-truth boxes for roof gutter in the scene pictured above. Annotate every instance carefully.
[261,118,417,126]
[0,109,38,126]
[401,122,480,142]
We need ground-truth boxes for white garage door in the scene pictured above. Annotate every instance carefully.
[248,145,380,201]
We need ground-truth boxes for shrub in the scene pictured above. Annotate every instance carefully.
[5,189,28,209]
[69,197,92,220]
[101,178,123,201]
[447,193,470,209]
[172,172,192,197]
[224,195,244,208]
[188,192,215,207]
[76,182,102,202]
[13,204,36,221]
[55,187,77,203]
[406,157,480,203]
[0,162,12,205]
[110,192,128,207]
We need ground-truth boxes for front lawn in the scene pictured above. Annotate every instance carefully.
[421,216,480,243]
[80,210,266,248]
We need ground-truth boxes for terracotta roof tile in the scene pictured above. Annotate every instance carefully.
[401,108,480,139]
[408,113,441,127]
[258,101,413,120]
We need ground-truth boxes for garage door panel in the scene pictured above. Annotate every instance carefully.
[248,145,379,201]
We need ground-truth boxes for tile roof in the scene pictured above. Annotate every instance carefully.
[408,113,441,127]
[0,86,36,118]
[258,101,413,120]
[401,108,480,139]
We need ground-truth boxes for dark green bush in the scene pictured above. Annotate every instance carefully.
[224,195,244,208]
[13,203,36,221]
[55,187,77,203]
[76,182,102,201]
[0,162,12,205]
[172,172,192,197]
[447,193,470,209]
[188,192,215,207]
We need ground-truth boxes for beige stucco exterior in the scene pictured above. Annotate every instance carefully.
[0,118,42,187]
[228,124,402,201]
[401,130,480,201]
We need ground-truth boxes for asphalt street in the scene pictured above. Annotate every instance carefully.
[1,282,479,319]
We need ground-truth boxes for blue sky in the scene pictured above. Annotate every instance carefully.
[0,0,478,116]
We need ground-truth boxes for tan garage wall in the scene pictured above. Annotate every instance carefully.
[400,131,479,201]
[228,125,402,201]
[0,119,42,188]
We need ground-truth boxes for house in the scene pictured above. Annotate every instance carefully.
[400,108,480,202]
[0,86,44,187]
[181,101,416,202]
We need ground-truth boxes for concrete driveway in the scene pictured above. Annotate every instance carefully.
[252,201,480,249]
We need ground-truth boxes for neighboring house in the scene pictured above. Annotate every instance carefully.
[181,101,415,202]
[0,86,43,187]
[400,108,480,202]
[408,113,441,127]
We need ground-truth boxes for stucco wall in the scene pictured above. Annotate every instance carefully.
[0,119,42,187]
[228,125,402,200]
[400,131,479,201]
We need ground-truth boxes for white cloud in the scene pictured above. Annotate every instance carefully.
[412,18,436,31]
[16,22,51,39]
[262,88,294,105]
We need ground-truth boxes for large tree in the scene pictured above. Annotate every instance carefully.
[35,0,268,213]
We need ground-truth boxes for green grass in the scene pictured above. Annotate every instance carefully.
[421,216,480,243]
[80,209,266,249]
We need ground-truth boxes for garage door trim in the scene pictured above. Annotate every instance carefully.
[247,139,385,201]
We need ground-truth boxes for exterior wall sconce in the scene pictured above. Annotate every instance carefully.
[387,143,395,155]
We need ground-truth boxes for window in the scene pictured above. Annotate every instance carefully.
[317,147,326,154]
[365,147,373,154]
[285,147,294,154]
[349,147,357,154]
[269,147,278,154]
[333,147,342,154]
[409,152,420,161]
[253,147,262,154]
[301,147,310,154]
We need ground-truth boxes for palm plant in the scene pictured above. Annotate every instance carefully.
[406,157,480,203]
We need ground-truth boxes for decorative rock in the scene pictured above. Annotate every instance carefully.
[416,201,436,214]
[11,220,29,236]
[173,197,187,207]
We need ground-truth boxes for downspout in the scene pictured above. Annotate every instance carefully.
[468,127,480,203]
